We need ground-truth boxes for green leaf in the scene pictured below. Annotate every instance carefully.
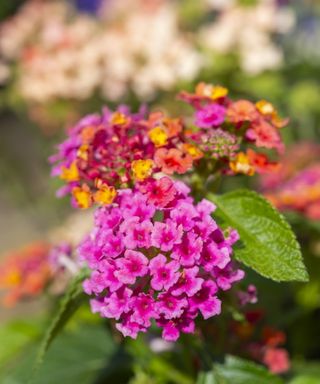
[1,323,117,384]
[214,356,284,384]
[290,377,320,384]
[208,189,308,282]
[196,371,220,384]
[0,320,41,369]
[30,269,89,382]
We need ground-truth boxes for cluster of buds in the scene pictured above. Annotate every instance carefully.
[51,83,287,209]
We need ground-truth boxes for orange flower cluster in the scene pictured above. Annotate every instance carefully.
[261,143,320,220]
[51,83,288,208]
[0,242,52,306]
[231,312,290,374]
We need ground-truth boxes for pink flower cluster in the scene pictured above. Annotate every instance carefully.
[79,177,244,340]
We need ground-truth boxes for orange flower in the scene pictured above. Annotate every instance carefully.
[154,148,193,175]
[72,184,92,209]
[60,161,79,182]
[110,112,129,126]
[256,100,276,116]
[256,100,289,129]
[81,125,96,143]
[131,159,154,180]
[94,183,117,205]
[148,127,168,147]
[182,143,203,160]
[247,120,283,153]
[227,100,259,124]
[230,152,255,176]
[196,82,228,100]
[262,326,286,347]
[77,144,89,161]
[247,149,280,174]
[0,242,51,307]
[163,117,183,138]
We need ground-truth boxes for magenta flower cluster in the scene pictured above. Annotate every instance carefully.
[79,178,244,341]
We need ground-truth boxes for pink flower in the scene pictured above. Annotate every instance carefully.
[263,347,290,374]
[195,103,226,128]
[171,267,204,297]
[170,201,197,231]
[102,287,132,320]
[83,271,106,295]
[194,215,218,240]
[122,193,155,221]
[157,312,196,342]
[120,218,153,249]
[95,207,122,229]
[99,261,123,292]
[101,231,124,258]
[149,254,180,291]
[237,284,258,306]
[116,313,147,339]
[213,262,245,291]
[79,180,243,340]
[115,250,149,284]
[171,232,203,266]
[196,199,216,217]
[200,242,230,271]
[151,220,183,252]
[131,293,156,327]
[156,293,188,319]
[188,281,221,319]
[142,177,177,208]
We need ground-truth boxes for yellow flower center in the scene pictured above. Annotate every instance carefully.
[131,159,154,181]
[230,153,255,176]
[211,85,228,100]
[256,100,275,116]
[110,112,127,125]
[183,144,203,159]
[148,126,168,147]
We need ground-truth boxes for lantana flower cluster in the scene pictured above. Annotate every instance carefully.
[179,82,287,176]
[260,142,320,220]
[231,312,290,374]
[0,242,52,306]
[51,83,287,209]
[50,105,193,208]
[79,178,244,340]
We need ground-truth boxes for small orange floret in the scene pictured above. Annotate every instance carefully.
[183,143,203,160]
[72,184,92,209]
[148,127,168,147]
[230,152,255,176]
[110,112,128,126]
[227,100,258,124]
[94,184,117,205]
[60,161,79,182]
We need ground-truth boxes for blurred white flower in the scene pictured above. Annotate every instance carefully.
[0,0,202,103]
[201,0,295,74]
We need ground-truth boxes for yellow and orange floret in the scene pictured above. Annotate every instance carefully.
[51,83,288,208]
